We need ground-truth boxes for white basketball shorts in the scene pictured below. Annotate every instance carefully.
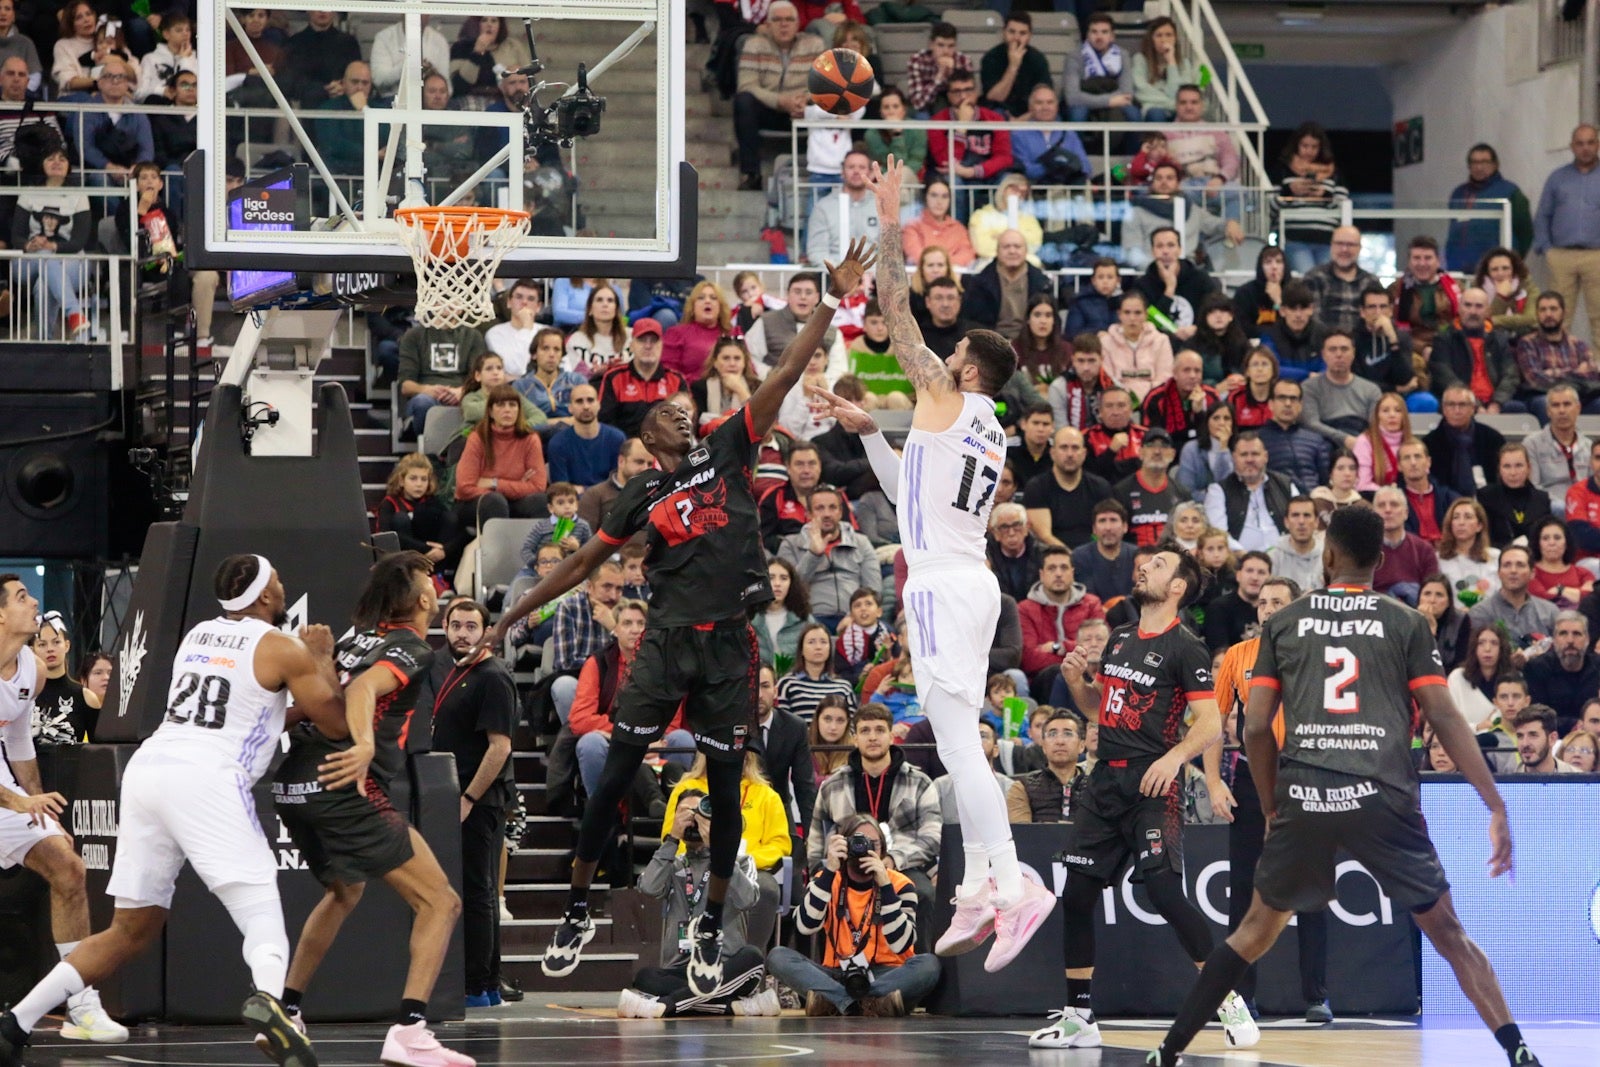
[901,560,1002,709]
[0,801,64,869]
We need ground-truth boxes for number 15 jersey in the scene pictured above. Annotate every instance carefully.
[899,392,1007,567]
[1252,585,1446,798]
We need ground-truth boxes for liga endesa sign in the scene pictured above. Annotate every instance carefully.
[930,824,1417,1017]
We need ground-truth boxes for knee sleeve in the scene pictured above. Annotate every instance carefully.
[704,759,743,881]
[214,881,289,997]
[575,739,649,863]
[1061,872,1102,970]
[1143,868,1214,963]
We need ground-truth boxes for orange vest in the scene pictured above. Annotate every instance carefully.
[818,868,916,969]
[1216,636,1285,748]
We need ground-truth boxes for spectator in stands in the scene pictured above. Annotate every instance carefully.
[1131,17,1193,121]
[313,61,378,180]
[688,336,758,430]
[1447,143,1533,272]
[1123,162,1241,272]
[82,56,149,187]
[1423,384,1504,496]
[1202,549,1271,651]
[578,436,650,532]
[595,320,684,436]
[0,52,56,164]
[1143,349,1216,447]
[1012,83,1091,185]
[453,384,548,529]
[1351,284,1424,404]
[1468,544,1559,648]
[808,695,853,782]
[1048,334,1108,429]
[1135,226,1217,342]
[30,611,97,745]
[149,67,198,173]
[1300,330,1380,451]
[1529,516,1591,609]
[1007,708,1086,823]
[1268,123,1346,273]
[12,143,89,336]
[902,180,975,267]
[134,10,190,102]
[754,660,818,839]
[1008,401,1056,486]
[449,15,530,105]
[1477,442,1551,548]
[547,557,627,697]
[1525,384,1593,517]
[1416,574,1471,671]
[51,1,101,96]
[1231,244,1289,339]
[761,441,826,549]
[1437,498,1500,606]
[1169,83,1242,217]
[963,228,1051,337]
[1429,286,1525,414]
[913,275,978,360]
[1473,247,1540,338]
[541,385,617,488]
[514,483,590,573]
[858,87,923,179]
[1515,291,1600,419]
[279,10,359,109]
[755,557,813,668]
[377,454,453,570]
[397,309,484,435]
[1302,225,1377,336]
[1019,546,1105,699]
[1267,497,1323,593]
[775,808,938,1017]
[564,283,629,374]
[732,2,824,190]
[1074,497,1139,597]
[989,501,1042,602]
[777,486,878,631]
[778,622,858,722]
[1387,234,1460,357]
[1559,728,1598,771]
[1258,281,1325,382]
[369,13,449,97]
[1176,401,1234,496]
[834,588,896,684]
[1064,12,1138,135]
[1027,426,1113,548]
[926,68,1013,192]
[659,281,732,382]
[1568,439,1600,568]
[807,149,880,267]
[1445,623,1510,730]
[1184,296,1246,394]
[745,271,845,370]
[117,160,219,353]
[1257,378,1329,494]
[1228,345,1277,430]
[1116,431,1187,540]
[904,20,971,116]
[1533,124,1600,343]
[1398,436,1458,544]
[0,6,33,99]
[1097,290,1173,405]
[980,9,1050,117]
[1512,705,1579,774]
[1064,258,1122,337]
[867,0,938,27]
[1351,391,1411,491]
[482,279,542,377]
[1013,296,1071,383]
[1083,386,1146,482]
[1371,486,1438,606]
[1205,431,1296,553]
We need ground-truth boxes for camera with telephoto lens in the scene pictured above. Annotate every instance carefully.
[839,956,872,1000]
[847,832,874,858]
[680,795,713,844]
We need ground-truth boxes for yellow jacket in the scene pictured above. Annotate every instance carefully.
[662,776,793,871]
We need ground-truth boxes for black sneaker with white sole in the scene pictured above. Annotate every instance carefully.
[685,913,724,997]
[540,909,596,978]
[242,992,317,1067]
[0,1012,29,1067]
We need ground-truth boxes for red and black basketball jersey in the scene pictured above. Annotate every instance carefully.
[1094,619,1214,763]
[599,406,773,627]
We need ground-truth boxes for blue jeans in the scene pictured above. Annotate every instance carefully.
[765,946,941,1013]
[405,391,440,433]
[1143,107,1175,123]
[1283,240,1329,275]
[1183,177,1244,222]
[552,674,578,726]
[575,728,695,795]
[1386,582,1420,608]
[20,257,85,336]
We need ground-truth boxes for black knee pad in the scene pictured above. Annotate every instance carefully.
[1143,868,1214,963]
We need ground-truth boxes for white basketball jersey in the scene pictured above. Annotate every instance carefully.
[898,392,1007,567]
[0,647,39,793]
[140,617,287,782]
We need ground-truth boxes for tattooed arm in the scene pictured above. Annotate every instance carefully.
[870,156,957,401]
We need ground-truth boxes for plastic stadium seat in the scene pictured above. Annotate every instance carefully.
[476,518,538,604]
[421,404,465,457]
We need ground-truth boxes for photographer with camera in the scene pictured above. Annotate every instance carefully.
[618,788,779,1018]
[766,815,940,1017]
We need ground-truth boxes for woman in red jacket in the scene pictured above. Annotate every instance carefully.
[454,383,549,531]
[661,281,734,380]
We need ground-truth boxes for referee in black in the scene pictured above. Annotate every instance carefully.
[431,598,516,1007]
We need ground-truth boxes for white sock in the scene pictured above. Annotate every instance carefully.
[985,839,1024,905]
[961,844,990,898]
[56,940,81,961]
[923,687,1023,904]
[13,962,86,1032]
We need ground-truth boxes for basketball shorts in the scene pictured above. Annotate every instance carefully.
[614,617,759,764]
[106,752,278,910]
[1255,765,1450,914]
[902,561,1002,710]
[273,776,414,887]
[1060,760,1185,883]
[0,797,64,869]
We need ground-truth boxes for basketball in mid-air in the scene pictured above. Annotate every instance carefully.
[808,48,874,115]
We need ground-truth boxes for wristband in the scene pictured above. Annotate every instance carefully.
[821,291,841,310]
[463,793,479,805]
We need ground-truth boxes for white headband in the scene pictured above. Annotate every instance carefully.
[219,555,273,611]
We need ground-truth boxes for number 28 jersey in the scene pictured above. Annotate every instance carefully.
[899,392,1006,567]
[1095,619,1214,763]
[139,616,287,781]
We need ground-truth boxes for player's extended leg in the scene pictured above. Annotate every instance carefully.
[1411,892,1539,1065]
[376,829,472,1067]
[684,755,743,997]
[1029,871,1105,1049]
[283,880,367,1006]
[1144,866,1259,1049]
[19,834,127,1042]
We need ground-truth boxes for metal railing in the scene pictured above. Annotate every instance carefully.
[1540,0,1586,68]
[1162,0,1273,188]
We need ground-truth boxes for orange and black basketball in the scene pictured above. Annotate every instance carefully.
[808,48,874,116]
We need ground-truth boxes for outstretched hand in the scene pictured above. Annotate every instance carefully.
[869,156,905,220]
[807,385,877,435]
[824,236,877,298]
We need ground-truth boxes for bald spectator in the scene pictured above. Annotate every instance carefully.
[1302,226,1378,335]
[314,61,380,179]
[1025,426,1113,549]
[82,56,150,185]
[1533,124,1600,344]
[1428,287,1525,415]
[1371,486,1439,606]
[0,54,60,170]
[0,0,39,95]
[963,228,1052,337]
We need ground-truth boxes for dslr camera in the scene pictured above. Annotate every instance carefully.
[555,63,606,141]
[839,954,872,1000]
[680,795,714,844]
[847,833,874,858]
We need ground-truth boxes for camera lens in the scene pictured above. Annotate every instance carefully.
[696,796,715,818]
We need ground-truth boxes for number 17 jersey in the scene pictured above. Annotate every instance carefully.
[899,392,1006,567]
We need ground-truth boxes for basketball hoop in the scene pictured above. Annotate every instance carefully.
[393,206,532,328]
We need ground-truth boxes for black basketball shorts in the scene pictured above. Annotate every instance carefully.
[1059,759,1185,883]
[273,777,415,887]
[613,617,760,764]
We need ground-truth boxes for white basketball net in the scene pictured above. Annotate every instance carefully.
[393,208,532,329]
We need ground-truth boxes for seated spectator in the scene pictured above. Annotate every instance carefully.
[51,1,101,96]
[512,482,590,574]
[12,143,90,337]
[1524,609,1600,735]
[1308,452,1359,530]
[732,3,825,190]
[1447,144,1534,275]
[453,385,548,530]
[761,442,829,550]
[1131,17,1194,121]
[1352,284,1424,403]
[483,280,543,377]
[576,436,650,533]
[565,283,630,375]
[1267,497,1324,593]
[1423,384,1506,496]
[449,15,530,106]
[596,320,686,436]
[1473,247,1540,338]
[1201,549,1270,651]
[398,315,484,435]
[1006,708,1087,823]
[807,149,880,267]
[1048,335,1113,430]
[1072,498,1138,599]
[903,20,972,116]
[1144,349,1217,447]
[689,336,759,430]
[1016,295,1070,386]
[542,385,617,488]
[988,501,1042,602]
[1099,291,1174,405]
[1228,345,1278,430]
[1012,84,1091,187]
[1512,704,1581,773]
[377,454,455,572]
[1122,162,1241,270]
[1232,245,1292,339]
[1300,226,1376,336]
[505,543,569,655]
[1437,498,1500,606]
[745,271,846,372]
[778,622,858,722]
[1372,486,1439,606]
[111,161,219,352]
[0,54,56,166]
[1257,378,1329,494]
[1268,123,1348,273]
[1416,574,1471,670]
[1300,331,1381,451]
[369,14,450,98]
[1176,401,1235,496]
[1065,12,1139,134]
[809,694,853,781]
[1558,729,1598,771]
[1064,259,1123,338]
[963,229,1051,336]
[313,62,379,185]
[1112,432,1186,545]
[279,9,360,109]
[82,57,150,187]
[968,174,1044,269]
[1169,499,1209,551]
[1135,226,1218,342]
[1446,623,1511,730]
[1049,615,1114,713]
[1084,387,1146,483]
[1387,234,1459,357]
[1258,282,1324,381]
[1397,436,1458,545]
[1468,545,1559,649]
[1026,426,1114,548]
[1204,431,1297,552]
[1429,287,1525,414]
[620,786,775,1018]
[1479,442,1551,547]
[1514,291,1600,419]
[910,248,966,330]
[980,10,1050,117]
[926,69,1013,189]
[777,486,878,630]
[867,652,924,728]
[862,86,927,176]
[835,588,897,685]
[1018,547,1105,700]
[135,11,193,102]
[1350,392,1411,491]
[461,352,541,433]
[1528,516,1591,609]
[518,328,589,423]
[1169,84,1243,221]
[771,811,938,1016]
[1568,438,1600,565]
[754,557,813,669]
[902,181,975,268]
[149,66,200,174]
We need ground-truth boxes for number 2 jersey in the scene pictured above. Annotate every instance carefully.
[898,392,1006,567]
[276,624,434,793]
[1252,585,1445,802]
[137,616,287,782]
[1095,619,1214,763]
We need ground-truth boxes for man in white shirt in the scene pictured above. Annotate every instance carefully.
[369,15,450,98]
[483,280,544,377]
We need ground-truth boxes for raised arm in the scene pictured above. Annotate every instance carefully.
[807,386,901,503]
[869,156,957,399]
[486,534,613,651]
[745,236,877,440]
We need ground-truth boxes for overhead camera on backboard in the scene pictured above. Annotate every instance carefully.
[512,20,607,151]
